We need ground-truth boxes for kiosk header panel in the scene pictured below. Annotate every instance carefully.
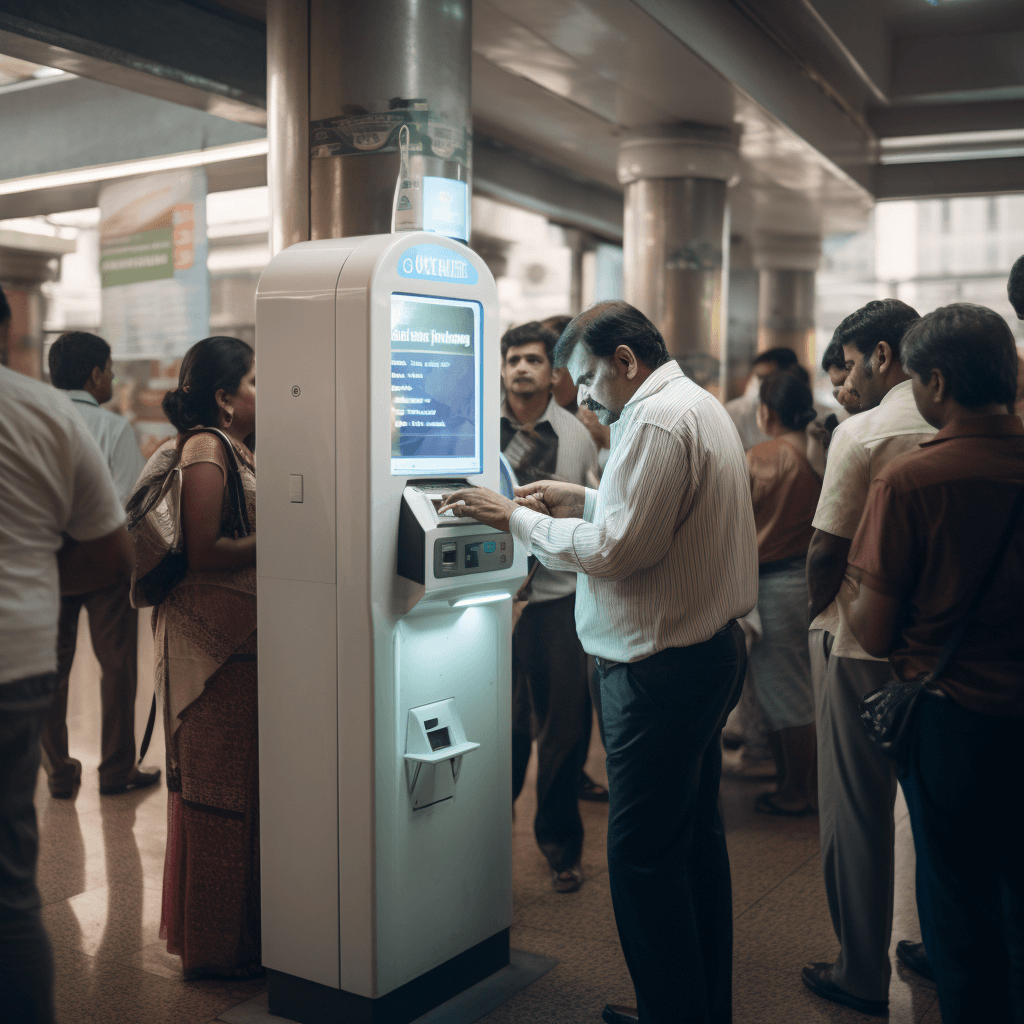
[390,292,483,477]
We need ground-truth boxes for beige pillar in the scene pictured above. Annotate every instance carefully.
[752,232,822,370]
[618,125,738,397]
[0,235,72,377]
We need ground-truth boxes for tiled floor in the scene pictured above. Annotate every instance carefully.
[38,612,940,1023]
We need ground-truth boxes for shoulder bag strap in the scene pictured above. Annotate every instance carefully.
[187,427,251,537]
[926,480,1024,683]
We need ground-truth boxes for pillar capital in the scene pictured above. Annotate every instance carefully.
[751,231,822,272]
[617,124,739,187]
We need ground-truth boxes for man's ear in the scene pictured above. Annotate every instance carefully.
[931,368,947,404]
[876,340,895,373]
[616,345,638,380]
[89,365,105,389]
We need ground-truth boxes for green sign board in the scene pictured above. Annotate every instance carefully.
[100,227,174,288]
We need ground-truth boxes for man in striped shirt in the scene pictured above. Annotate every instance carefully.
[441,301,758,1024]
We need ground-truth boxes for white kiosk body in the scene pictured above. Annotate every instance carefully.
[255,233,526,1024]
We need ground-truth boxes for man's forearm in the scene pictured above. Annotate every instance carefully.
[806,530,852,623]
[58,526,134,595]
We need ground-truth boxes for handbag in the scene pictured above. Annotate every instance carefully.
[859,481,1024,768]
[125,427,251,610]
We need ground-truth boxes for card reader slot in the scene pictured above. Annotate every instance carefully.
[440,542,457,573]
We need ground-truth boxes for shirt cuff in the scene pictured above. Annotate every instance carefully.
[583,487,599,523]
[509,505,545,551]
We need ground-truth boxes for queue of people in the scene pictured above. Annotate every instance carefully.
[3,267,1024,1024]
[0,305,263,1020]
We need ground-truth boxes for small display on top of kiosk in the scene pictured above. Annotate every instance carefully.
[391,293,483,476]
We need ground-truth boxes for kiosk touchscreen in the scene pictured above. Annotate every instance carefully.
[256,232,526,1024]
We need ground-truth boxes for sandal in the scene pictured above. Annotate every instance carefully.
[551,864,583,893]
[754,792,813,817]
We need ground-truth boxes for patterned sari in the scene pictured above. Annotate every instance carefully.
[150,431,260,979]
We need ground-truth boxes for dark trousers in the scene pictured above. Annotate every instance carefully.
[41,581,138,791]
[511,593,590,873]
[900,692,1024,1024]
[593,623,746,1024]
[0,673,57,1024]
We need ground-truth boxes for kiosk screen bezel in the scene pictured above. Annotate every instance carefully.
[390,291,484,478]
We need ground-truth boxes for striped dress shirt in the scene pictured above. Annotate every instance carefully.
[508,361,759,663]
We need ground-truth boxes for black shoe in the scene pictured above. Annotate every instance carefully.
[100,767,161,795]
[49,758,83,799]
[896,940,935,982]
[801,962,888,1016]
[602,1005,638,1024]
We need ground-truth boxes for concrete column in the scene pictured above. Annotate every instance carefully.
[267,0,472,254]
[726,235,759,400]
[752,232,822,369]
[0,240,68,377]
[618,125,738,396]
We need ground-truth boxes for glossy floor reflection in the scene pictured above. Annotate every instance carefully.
[40,612,940,1023]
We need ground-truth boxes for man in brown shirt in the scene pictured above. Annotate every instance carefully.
[844,303,1024,1024]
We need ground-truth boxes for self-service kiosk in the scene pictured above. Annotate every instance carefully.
[255,232,527,1024]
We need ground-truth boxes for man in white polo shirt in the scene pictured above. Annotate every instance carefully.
[441,301,758,1024]
[44,332,154,798]
[1,302,133,1021]
[802,299,936,1016]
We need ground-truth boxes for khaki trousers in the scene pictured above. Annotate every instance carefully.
[41,582,138,791]
[817,650,898,1002]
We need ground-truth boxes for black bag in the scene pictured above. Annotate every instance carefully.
[859,481,1024,768]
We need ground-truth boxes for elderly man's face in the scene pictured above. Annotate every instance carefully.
[568,342,632,426]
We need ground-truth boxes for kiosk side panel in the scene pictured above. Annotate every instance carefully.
[335,264,378,997]
[257,252,347,988]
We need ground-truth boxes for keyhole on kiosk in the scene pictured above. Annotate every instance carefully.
[291,385,301,397]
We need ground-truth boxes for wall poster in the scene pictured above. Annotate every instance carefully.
[99,168,209,360]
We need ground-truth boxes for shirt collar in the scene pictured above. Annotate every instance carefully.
[623,360,683,409]
[67,389,99,407]
[919,414,1024,447]
[501,394,554,429]
[879,378,914,407]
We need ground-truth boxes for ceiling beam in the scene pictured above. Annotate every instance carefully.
[874,156,1024,201]
[0,75,265,182]
[473,135,623,242]
[0,0,266,125]
[868,98,1024,140]
[631,0,874,192]
[889,31,1024,106]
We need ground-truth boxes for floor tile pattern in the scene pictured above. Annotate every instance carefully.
[37,612,940,1022]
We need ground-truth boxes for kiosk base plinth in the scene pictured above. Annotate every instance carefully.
[267,929,510,1024]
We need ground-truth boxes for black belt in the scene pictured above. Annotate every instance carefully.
[759,554,805,576]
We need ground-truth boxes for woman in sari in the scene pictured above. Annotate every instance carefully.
[152,336,259,978]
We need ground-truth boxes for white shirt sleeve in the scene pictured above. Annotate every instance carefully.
[811,422,871,540]
[64,427,127,542]
[510,422,692,582]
